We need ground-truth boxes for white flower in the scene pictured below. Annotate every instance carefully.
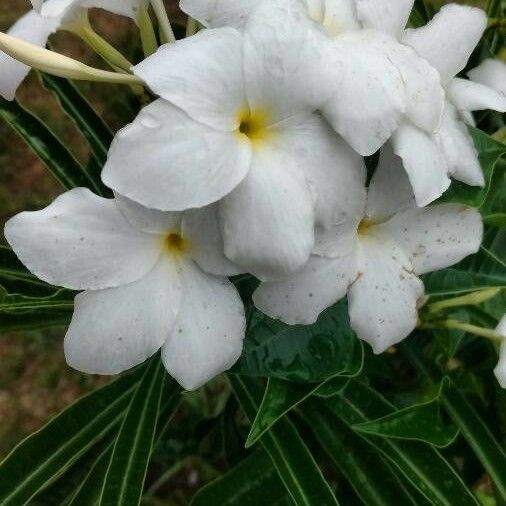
[103,0,364,281]
[494,316,506,388]
[0,0,144,100]
[397,5,506,204]
[253,146,483,354]
[4,188,246,390]
[468,59,506,100]
[181,0,448,202]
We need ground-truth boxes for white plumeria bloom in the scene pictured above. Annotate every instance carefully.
[4,188,246,390]
[399,5,506,202]
[181,0,449,204]
[494,316,506,389]
[254,147,483,354]
[103,0,364,281]
[0,0,144,100]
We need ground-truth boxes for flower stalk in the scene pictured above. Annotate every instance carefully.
[150,0,176,44]
[428,288,503,314]
[138,4,159,57]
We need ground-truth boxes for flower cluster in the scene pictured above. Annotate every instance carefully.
[2,0,505,390]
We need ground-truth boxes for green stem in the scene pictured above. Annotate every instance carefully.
[138,4,158,57]
[186,17,199,37]
[428,288,502,314]
[150,0,176,43]
[426,320,503,343]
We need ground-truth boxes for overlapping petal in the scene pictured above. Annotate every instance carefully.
[468,59,506,96]
[133,28,245,131]
[391,123,450,207]
[180,0,257,30]
[102,100,252,211]
[161,262,245,391]
[4,188,162,290]
[220,139,315,281]
[447,78,506,113]
[64,258,182,375]
[402,4,487,84]
[348,237,424,354]
[254,252,358,325]
[355,0,413,37]
[322,31,406,156]
[377,204,483,275]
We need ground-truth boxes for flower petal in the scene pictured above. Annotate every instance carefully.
[320,0,361,34]
[134,28,244,131]
[447,78,506,113]
[367,143,417,221]
[161,262,245,391]
[376,36,444,133]
[254,251,358,325]
[468,59,506,96]
[348,237,424,354]
[64,258,182,375]
[114,193,182,234]
[402,4,487,84]
[180,0,257,30]
[182,205,243,277]
[102,99,252,211]
[322,32,405,156]
[494,316,506,389]
[0,10,60,100]
[391,123,450,207]
[355,0,413,36]
[220,138,315,281]
[80,0,144,20]
[243,0,335,123]
[378,204,483,275]
[4,188,162,290]
[436,101,484,187]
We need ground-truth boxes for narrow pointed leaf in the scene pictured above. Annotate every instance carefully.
[229,375,339,506]
[0,287,74,314]
[191,449,288,506]
[353,378,459,448]
[0,96,101,193]
[0,364,148,506]
[330,380,478,506]
[304,399,416,506]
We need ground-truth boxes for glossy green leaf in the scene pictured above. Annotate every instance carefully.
[439,128,506,208]
[99,358,168,506]
[402,342,506,500]
[330,380,478,506]
[0,311,71,333]
[0,96,100,193]
[232,302,359,383]
[0,287,74,314]
[304,399,416,506]
[246,342,363,447]
[353,378,459,448]
[39,73,113,197]
[229,375,338,506]
[191,449,288,506]
[0,364,148,506]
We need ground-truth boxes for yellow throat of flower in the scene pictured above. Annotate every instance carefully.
[236,108,274,147]
[164,232,189,257]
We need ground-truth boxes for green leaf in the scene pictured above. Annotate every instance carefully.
[438,128,506,208]
[39,73,113,197]
[0,96,101,194]
[0,286,74,314]
[191,449,288,506]
[99,358,168,506]
[229,375,339,506]
[232,302,359,383]
[353,378,459,448]
[69,379,181,506]
[245,343,363,447]
[330,380,479,506]
[0,311,71,333]
[0,364,147,506]
[304,399,416,506]
[402,341,506,500]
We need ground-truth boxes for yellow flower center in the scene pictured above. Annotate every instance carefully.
[236,108,274,147]
[357,218,375,236]
[164,232,188,257]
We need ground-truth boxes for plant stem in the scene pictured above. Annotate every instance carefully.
[432,320,504,343]
[428,288,503,314]
[151,0,176,43]
[139,4,159,57]
[186,17,199,37]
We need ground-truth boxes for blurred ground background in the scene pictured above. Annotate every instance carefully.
[0,0,491,461]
